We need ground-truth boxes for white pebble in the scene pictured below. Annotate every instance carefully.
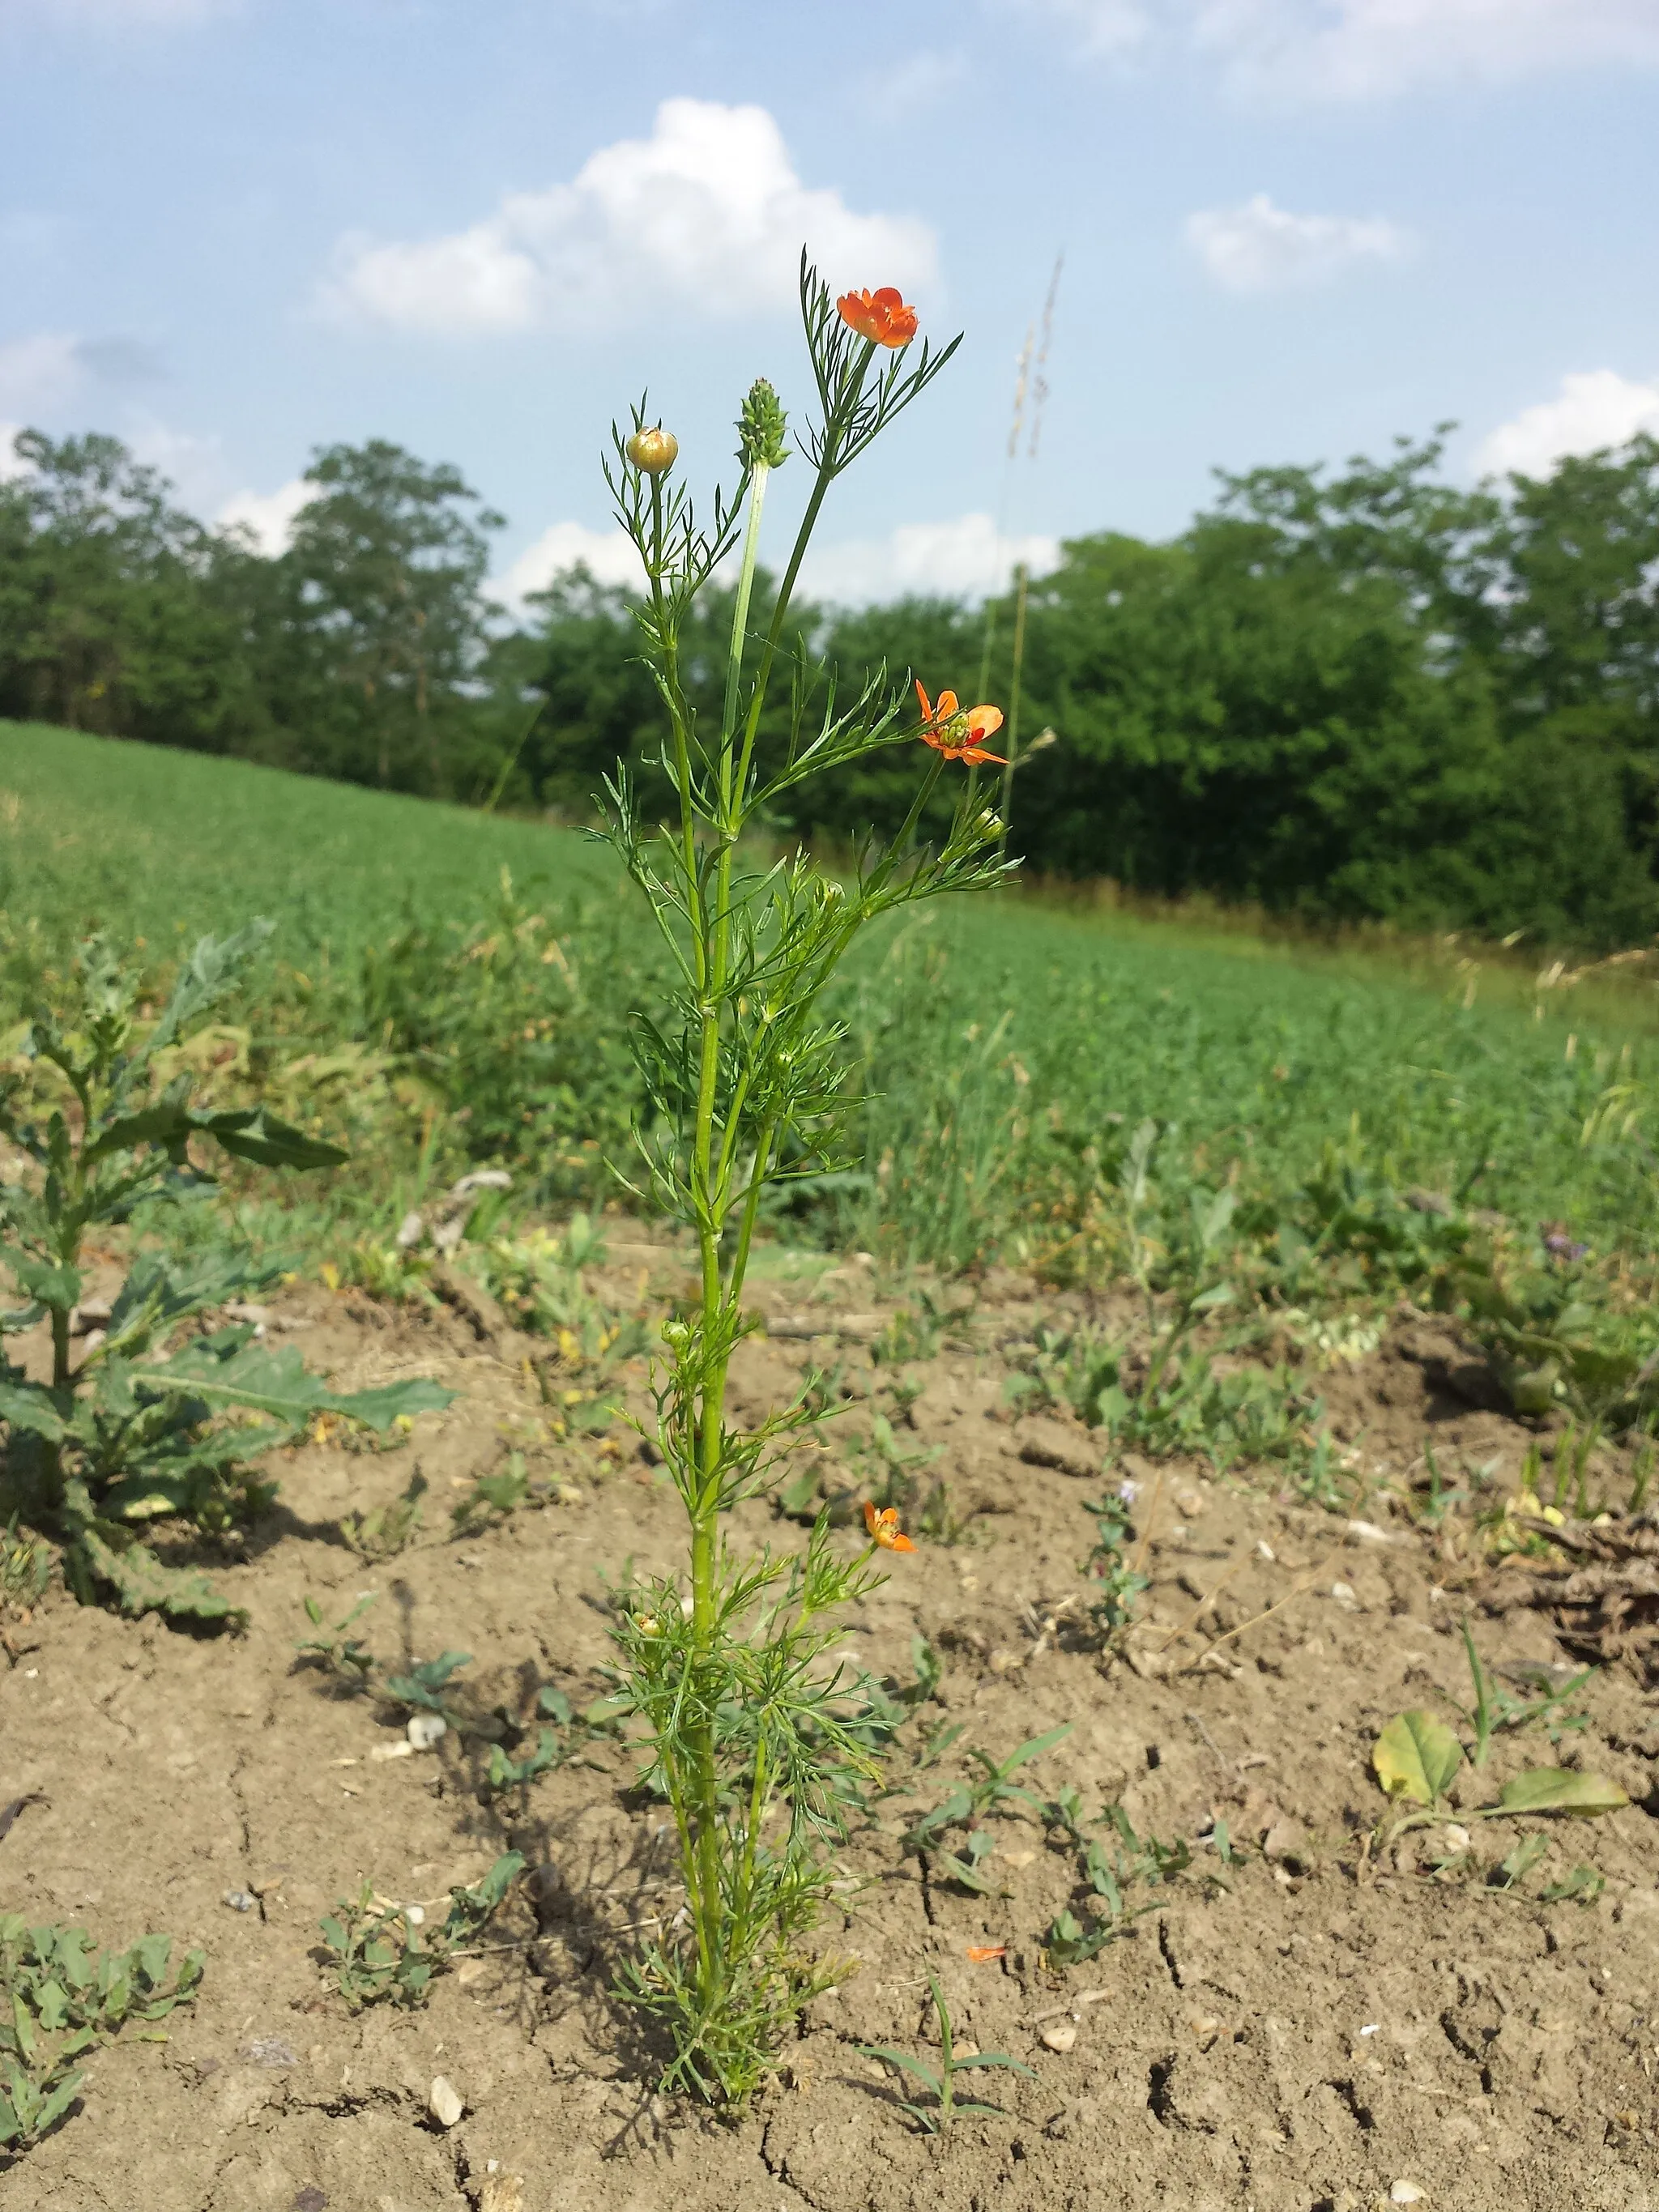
[1359,2022,1380,2037]
[428,2074,464,2129]
[407,1712,447,1750]
[1390,2184,1426,2205]
[1039,2022,1077,2052]
[221,1889,256,1913]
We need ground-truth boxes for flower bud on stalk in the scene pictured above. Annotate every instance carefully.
[626,425,679,475]
[736,378,789,472]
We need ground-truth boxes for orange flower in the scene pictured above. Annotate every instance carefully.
[836,287,919,348]
[966,1944,1008,1963]
[863,1499,916,1553]
[915,680,1007,765]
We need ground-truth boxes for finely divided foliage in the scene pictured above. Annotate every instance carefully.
[599,257,1005,2100]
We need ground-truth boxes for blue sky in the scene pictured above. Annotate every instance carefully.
[2,0,1657,606]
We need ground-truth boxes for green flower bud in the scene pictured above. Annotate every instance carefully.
[736,378,789,471]
[626,425,679,475]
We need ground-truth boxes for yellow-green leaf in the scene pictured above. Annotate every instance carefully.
[1496,1769,1628,1817]
[1373,1710,1463,1806]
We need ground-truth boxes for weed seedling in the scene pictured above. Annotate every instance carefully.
[1371,1706,1627,1848]
[857,1974,1034,2134]
[1081,1490,1149,1639]
[319,1852,523,2011]
[341,1469,428,1561]
[382,1649,471,1727]
[904,1724,1073,1850]
[0,1515,49,1613]
[1045,1801,1192,1963]
[450,1451,533,1533]
[0,1917,203,2154]
[295,1590,378,1686]
[1455,1622,1595,1766]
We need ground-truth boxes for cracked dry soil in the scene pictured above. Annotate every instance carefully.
[3,1241,1658,2212]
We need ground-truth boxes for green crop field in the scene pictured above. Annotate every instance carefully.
[2,718,1655,1276]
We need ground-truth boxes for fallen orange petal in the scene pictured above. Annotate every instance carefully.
[966,1945,1008,1963]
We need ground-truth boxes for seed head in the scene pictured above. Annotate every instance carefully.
[736,378,788,471]
[626,424,679,476]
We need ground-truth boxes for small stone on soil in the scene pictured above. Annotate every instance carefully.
[428,2074,464,2129]
[406,1712,446,1750]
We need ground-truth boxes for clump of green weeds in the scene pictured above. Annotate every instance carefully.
[0,1916,203,2154]
[856,1974,1034,2135]
[1079,1489,1148,1640]
[482,1684,629,1796]
[450,1450,535,1532]
[0,931,451,1622]
[902,1724,1073,1893]
[318,1852,523,2011]
[1045,1801,1193,1964]
[598,261,1004,2102]
[382,1648,472,1727]
[295,1588,379,1686]
[341,1468,429,1559]
[1,1515,50,1613]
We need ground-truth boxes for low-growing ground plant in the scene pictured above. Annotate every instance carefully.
[295,1589,379,1686]
[318,1852,523,2011]
[0,1916,203,2155]
[1045,1801,1194,1964]
[341,1468,429,1560]
[1370,1703,1627,1858]
[0,931,451,1621]
[596,262,1009,2101]
[856,1974,1034,2135]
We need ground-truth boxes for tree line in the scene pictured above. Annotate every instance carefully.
[2,422,1657,948]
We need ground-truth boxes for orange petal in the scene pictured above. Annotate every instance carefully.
[914,679,934,722]
[934,689,961,721]
[966,1945,1007,1963]
[966,705,1004,738]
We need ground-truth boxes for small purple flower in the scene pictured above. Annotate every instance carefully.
[1541,1221,1589,1263]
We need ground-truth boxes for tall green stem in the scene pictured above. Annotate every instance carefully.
[685,449,778,2027]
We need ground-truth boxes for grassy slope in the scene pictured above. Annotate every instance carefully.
[2,722,1650,1263]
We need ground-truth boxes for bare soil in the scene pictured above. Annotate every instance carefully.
[4,1238,1658,2212]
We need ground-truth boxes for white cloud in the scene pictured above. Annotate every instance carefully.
[1197,0,1659,100]
[489,510,1060,614]
[1185,192,1408,292]
[0,330,86,417]
[1006,0,1659,96]
[324,97,937,335]
[1473,369,1659,479]
[216,475,313,553]
[490,520,647,609]
[0,328,166,420]
[997,0,1153,54]
[860,47,972,125]
[798,514,1060,607]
